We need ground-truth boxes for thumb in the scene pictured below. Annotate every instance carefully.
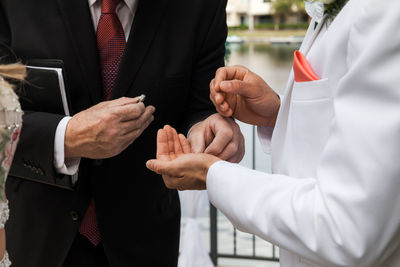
[146,159,168,174]
[188,128,206,153]
[220,80,253,97]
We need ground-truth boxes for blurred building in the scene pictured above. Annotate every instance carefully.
[226,0,273,30]
[227,0,307,30]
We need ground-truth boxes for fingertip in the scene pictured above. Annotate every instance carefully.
[215,93,224,105]
[217,109,232,118]
[220,103,229,112]
[210,79,215,90]
[148,105,156,113]
[146,160,153,170]
[157,128,167,140]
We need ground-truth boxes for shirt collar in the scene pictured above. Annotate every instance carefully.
[89,0,137,13]
[88,0,97,7]
[124,0,137,13]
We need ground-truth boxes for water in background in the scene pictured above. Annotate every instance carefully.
[180,42,300,267]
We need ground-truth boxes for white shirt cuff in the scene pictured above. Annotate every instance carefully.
[257,126,274,154]
[54,117,81,176]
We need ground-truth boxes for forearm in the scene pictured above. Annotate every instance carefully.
[206,161,395,267]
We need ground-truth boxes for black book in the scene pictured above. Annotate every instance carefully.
[10,59,76,190]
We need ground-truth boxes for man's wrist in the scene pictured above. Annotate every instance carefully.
[64,116,81,158]
[54,116,81,175]
[204,155,221,172]
[265,94,281,127]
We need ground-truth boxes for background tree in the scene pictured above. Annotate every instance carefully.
[272,0,306,23]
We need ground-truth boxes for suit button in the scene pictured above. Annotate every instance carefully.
[94,159,103,166]
[70,211,79,222]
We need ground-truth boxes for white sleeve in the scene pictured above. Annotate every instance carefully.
[54,116,80,175]
[207,2,400,266]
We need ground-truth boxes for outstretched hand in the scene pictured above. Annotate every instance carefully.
[210,65,281,127]
[146,125,220,191]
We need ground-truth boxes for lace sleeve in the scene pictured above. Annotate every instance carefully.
[0,251,11,267]
[0,78,23,230]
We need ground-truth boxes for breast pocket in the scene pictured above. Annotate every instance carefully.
[284,78,335,177]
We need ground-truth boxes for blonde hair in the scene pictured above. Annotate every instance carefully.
[0,63,26,81]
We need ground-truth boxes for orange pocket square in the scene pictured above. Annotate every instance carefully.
[293,50,319,82]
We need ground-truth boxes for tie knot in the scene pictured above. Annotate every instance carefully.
[101,0,122,14]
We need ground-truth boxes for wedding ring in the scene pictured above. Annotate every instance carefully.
[139,94,146,103]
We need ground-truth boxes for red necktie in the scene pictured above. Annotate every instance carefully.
[79,0,126,246]
[97,0,126,100]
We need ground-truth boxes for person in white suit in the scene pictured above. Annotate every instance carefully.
[146,0,400,266]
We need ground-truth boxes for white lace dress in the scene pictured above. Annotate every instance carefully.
[0,77,23,267]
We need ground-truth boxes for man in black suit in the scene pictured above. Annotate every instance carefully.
[0,0,244,266]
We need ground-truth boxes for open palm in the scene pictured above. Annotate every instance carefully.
[147,125,220,191]
[156,125,191,162]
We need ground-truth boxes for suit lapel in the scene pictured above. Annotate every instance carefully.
[299,17,326,55]
[56,0,103,105]
[111,0,169,99]
[271,17,326,172]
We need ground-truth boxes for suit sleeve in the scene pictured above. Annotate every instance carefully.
[180,0,227,134]
[207,1,400,266]
[12,111,66,181]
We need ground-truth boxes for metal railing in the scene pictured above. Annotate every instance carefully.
[209,204,279,265]
[209,125,280,265]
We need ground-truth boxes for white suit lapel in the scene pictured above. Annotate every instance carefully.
[271,17,326,172]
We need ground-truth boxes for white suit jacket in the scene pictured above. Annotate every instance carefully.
[207,0,400,266]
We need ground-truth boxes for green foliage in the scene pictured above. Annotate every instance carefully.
[254,22,309,30]
[228,25,249,31]
[224,41,231,63]
[272,0,305,15]
[325,0,349,20]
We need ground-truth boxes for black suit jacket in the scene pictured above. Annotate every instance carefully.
[0,0,227,266]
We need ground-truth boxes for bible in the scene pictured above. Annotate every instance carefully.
[10,59,77,190]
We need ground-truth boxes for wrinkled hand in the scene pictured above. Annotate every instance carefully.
[146,125,220,191]
[65,97,155,159]
[210,65,281,127]
[188,113,244,163]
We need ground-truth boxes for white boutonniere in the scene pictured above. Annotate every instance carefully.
[305,0,348,23]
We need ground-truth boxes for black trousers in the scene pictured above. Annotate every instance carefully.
[63,233,110,267]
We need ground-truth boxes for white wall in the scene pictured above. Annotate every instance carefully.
[227,0,273,27]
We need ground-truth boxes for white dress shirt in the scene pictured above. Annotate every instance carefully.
[54,0,138,176]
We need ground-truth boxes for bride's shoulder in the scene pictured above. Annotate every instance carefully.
[0,77,22,131]
[0,66,24,131]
